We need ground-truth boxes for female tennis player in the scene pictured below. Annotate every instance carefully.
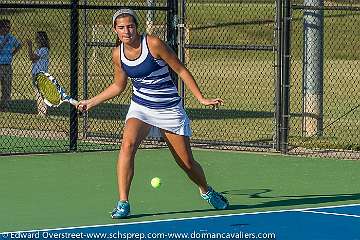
[77,8,229,219]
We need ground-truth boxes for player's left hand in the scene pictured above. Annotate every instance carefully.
[199,98,224,110]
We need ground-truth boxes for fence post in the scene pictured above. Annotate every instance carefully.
[82,0,89,140]
[70,0,79,151]
[178,0,186,104]
[281,0,291,154]
[275,0,283,151]
[167,0,179,87]
[302,0,324,137]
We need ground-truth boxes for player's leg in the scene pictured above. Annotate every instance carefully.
[118,118,151,200]
[111,118,151,219]
[161,129,208,193]
[161,130,229,209]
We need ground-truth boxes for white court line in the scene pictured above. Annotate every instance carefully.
[1,203,360,234]
[299,210,360,218]
[297,203,360,211]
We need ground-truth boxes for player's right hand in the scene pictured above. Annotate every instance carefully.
[76,100,89,112]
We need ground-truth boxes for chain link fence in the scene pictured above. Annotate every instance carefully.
[180,0,277,150]
[0,0,172,154]
[288,0,360,158]
[1,0,360,159]
[1,1,75,154]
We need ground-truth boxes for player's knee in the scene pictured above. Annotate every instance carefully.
[121,140,138,153]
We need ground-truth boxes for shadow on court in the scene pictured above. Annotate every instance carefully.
[225,189,360,210]
[3,100,274,120]
[127,189,360,219]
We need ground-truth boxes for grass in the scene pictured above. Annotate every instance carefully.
[1,2,360,154]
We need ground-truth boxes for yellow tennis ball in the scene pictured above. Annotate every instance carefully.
[151,177,161,188]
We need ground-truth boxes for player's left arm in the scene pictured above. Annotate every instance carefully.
[147,35,223,107]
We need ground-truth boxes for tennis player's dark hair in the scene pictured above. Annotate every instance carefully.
[115,37,121,47]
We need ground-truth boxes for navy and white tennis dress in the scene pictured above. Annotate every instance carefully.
[121,34,192,136]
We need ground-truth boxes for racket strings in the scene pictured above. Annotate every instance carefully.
[36,75,62,106]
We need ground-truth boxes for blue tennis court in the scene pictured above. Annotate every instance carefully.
[1,204,359,240]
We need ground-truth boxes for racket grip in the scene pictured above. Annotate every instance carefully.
[69,99,79,106]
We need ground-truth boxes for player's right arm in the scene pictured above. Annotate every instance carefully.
[78,47,127,111]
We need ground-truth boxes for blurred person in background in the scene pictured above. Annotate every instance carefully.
[0,19,21,111]
[27,31,50,116]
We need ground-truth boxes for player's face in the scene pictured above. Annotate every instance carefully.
[114,16,138,44]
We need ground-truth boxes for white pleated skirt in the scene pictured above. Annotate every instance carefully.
[125,100,192,137]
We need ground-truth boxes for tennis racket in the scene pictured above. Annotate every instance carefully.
[33,71,79,107]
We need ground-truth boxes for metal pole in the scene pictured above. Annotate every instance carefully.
[275,0,283,151]
[302,0,324,137]
[167,0,178,87]
[70,0,79,151]
[167,0,177,52]
[82,0,89,140]
[281,0,291,153]
[178,0,186,105]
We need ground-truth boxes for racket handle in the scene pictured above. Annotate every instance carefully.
[69,99,79,106]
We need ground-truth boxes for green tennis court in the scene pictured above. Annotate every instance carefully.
[1,149,359,233]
